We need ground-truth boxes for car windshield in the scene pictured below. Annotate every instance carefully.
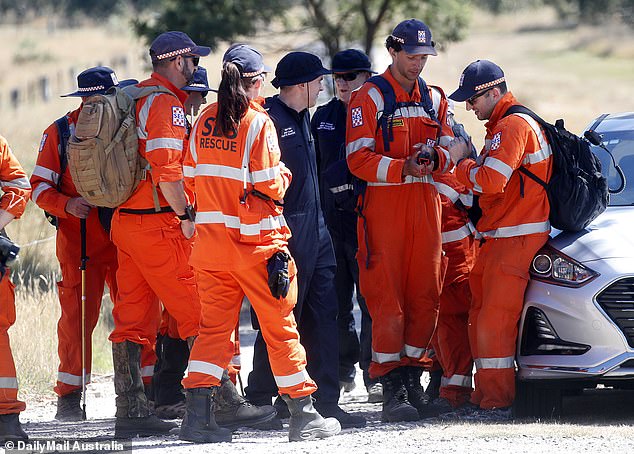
[591,130,634,206]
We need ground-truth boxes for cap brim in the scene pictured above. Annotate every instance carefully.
[183,85,209,92]
[191,45,211,57]
[402,45,437,56]
[271,67,331,88]
[448,86,475,102]
[331,67,377,74]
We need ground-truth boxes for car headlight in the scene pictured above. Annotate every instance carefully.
[530,245,599,287]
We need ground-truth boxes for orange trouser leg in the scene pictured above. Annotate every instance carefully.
[469,233,548,409]
[358,185,442,378]
[0,274,25,414]
[184,263,316,398]
[227,325,241,385]
[55,260,117,396]
[110,213,199,344]
[436,278,473,407]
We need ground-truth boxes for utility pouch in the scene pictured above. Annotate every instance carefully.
[267,251,290,298]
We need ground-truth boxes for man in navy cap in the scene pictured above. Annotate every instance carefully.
[446,60,551,421]
[346,19,455,422]
[182,66,212,118]
[310,49,381,404]
[106,30,211,438]
[30,66,142,422]
[245,51,365,429]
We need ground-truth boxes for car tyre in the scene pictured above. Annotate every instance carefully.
[514,380,562,420]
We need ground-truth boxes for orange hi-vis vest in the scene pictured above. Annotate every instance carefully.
[184,100,292,271]
[454,92,552,238]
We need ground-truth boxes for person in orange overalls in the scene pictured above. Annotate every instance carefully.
[30,67,147,421]
[433,170,477,410]
[346,19,454,422]
[0,135,31,443]
[179,44,341,444]
[447,60,552,421]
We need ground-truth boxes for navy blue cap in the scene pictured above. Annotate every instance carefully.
[331,49,376,74]
[149,31,211,63]
[62,66,121,97]
[119,79,139,89]
[271,51,330,88]
[223,44,271,78]
[182,67,212,94]
[449,60,505,102]
[390,19,437,56]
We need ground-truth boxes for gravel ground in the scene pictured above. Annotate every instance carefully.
[13,329,634,454]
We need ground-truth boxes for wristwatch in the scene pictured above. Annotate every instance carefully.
[177,205,196,222]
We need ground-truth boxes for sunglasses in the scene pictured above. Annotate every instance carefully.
[334,71,361,82]
[466,88,493,106]
[171,55,200,66]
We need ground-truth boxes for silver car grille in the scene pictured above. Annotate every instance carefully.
[596,277,634,348]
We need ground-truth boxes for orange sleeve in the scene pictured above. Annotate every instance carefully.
[345,85,405,184]
[145,94,187,184]
[250,113,292,201]
[0,136,31,218]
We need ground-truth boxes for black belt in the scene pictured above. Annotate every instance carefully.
[118,206,174,215]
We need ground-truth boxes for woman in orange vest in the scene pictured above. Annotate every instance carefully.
[179,44,340,444]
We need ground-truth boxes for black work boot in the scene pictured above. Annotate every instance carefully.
[281,394,341,442]
[402,366,445,418]
[313,402,366,429]
[112,341,177,438]
[153,334,189,419]
[55,390,83,421]
[179,388,232,443]
[426,369,443,400]
[380,369,419,422]
[0,413,28,442]
[214,370,277,430]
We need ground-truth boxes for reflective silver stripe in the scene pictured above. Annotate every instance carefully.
[230,355,241,366]
[346,137,375,157]
[512,113,552,165]
[430,87,442,114]
[196,211,288,233]
[441,374,472,388]
[330,184,353,194]
[435,182,460,203]
[1,176,30,189]
[0,377,18,389]
[367,174,433,187]
[183,165,195,178]
[438,147,451,173]
[32,181,53,203]
[474,356,515,370]
[483,156,514,180]
[459,191,474,208]
[469,167,478,186]
[403,344,425,359]
[274,369,310,388]
[395,105,434,120]
[188,360,224,380]
[442,223,472,244]
[376,156,391,182]
[188,163,242,181]
[145,137,183,153]
[372,350,401,364]
[188,119,200,164]
[251,166,280,184]
[137,92,160,139]
[32,165,59,185]
[481,220,550,239]
[141,365,154,377]
[243,113,267,168]
[484,138,492,152]
[368,86,384,113]
[57,372,91,386]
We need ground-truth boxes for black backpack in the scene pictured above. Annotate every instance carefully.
[503,105,608,232]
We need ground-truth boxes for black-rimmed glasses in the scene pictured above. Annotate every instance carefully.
[466,88,493,106]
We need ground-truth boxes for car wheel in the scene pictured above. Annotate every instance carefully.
[514,380,562,419]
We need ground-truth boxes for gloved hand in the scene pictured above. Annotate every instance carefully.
[267,251,290,298]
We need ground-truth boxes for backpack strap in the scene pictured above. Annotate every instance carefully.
[367,76,440,152]
[54,115,71,190]
[502,105,548,190]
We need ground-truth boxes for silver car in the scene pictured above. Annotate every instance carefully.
[515,112,634,418]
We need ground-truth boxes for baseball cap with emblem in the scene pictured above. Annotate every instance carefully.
[149,31,211,63]
[61,66,122,97]
[449,60,505,102]
[331,49,376,74]
[223,44,271,78]
[390,19,437,56]
[182,67,214,95]
[271,51,330,88]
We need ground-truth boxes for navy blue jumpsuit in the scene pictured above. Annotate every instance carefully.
[245,95,339,407]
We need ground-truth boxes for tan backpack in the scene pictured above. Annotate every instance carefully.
[67,85,175,208]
